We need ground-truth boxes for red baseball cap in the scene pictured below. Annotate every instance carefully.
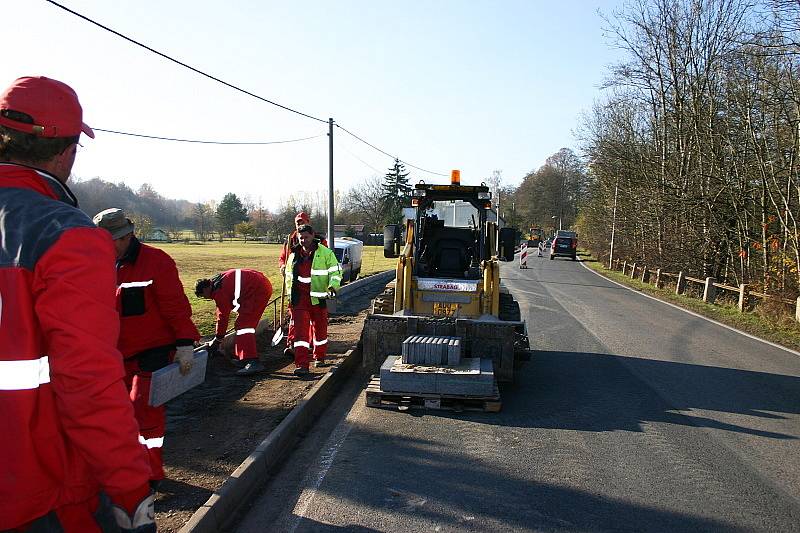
[295,211,310,223]
[0,76,94,139]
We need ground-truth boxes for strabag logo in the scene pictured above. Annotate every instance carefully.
[416,279,479,292]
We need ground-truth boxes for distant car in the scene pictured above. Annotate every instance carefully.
[550,234,577,261]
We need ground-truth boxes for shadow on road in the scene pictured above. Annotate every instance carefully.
[291,423,740,533]
[485,351,799,439]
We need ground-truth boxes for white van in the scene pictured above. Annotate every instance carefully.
[333,237,363,283]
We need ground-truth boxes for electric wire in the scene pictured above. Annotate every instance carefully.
[334,139,383,174]
[335,123,449,177]
[46,0,448,178]
[94,128,325,145]
[45,0,327,124]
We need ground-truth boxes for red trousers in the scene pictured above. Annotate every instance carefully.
[290,305,328,369]
[234,306,268,361]
[124,358,165,481]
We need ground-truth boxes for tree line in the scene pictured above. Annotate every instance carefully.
[69,157,416,243]
[574,0,800,301]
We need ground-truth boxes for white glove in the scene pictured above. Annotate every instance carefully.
[112,492,156,533]
[174,345,194,375]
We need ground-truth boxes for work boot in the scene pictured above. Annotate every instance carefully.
[313,358,328,368]
[236,360,265,376]
[293,366,310,377]
[229,357,245,368]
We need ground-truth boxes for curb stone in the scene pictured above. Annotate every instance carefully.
[178,347,362,533]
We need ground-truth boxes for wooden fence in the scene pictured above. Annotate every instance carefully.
[609,259,800,323]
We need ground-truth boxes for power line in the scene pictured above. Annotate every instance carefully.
[335,123,448,177]
[45,0,327,124]
[94,128,325,145]
[334,139,383,174]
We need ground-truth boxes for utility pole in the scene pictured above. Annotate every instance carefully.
[327,118,335,251]
[608,177,619,269]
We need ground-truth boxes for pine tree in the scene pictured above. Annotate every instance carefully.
[216,193,248,237]
[380,158,411,224]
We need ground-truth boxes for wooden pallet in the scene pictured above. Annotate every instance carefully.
[365,377,501,413]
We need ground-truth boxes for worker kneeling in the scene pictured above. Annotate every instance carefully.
[286,224,342,376]
[195,269,272,375]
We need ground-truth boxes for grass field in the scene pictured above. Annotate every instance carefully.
[149,241,395,335]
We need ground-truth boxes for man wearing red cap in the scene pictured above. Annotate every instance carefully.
[0,77,155,532]
[278,211,327,356]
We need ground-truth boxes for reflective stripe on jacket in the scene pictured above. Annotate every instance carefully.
[286,243,342,305]
[116,237,199,358]
[0,163,151,529]
[211,268,272,337]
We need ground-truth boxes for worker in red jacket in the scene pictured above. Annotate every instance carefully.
[278,211,327,356]
[195,269,272,375]
[0,76,154,532]
[94,207,200,488]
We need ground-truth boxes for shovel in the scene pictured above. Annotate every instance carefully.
[271,242,289,347]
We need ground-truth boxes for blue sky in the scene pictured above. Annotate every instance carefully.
[6,1,627,209]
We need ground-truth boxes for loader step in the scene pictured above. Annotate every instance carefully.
[365,377,501,413]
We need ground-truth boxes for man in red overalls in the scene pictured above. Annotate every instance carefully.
[195,269,272,375]
[278,212,327,356]
[94,207,200,489]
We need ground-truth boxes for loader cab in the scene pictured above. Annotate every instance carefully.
[411,181,491,280]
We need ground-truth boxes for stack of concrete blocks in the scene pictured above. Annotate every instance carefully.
[401,335,461,366]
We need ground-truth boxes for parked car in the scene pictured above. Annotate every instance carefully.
[333,237,363,283]
[550,234,577,261]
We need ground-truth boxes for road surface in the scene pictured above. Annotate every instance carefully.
[234,252,800,532]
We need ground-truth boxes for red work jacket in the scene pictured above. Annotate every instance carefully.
[0,163,151,529]
[116,237,200,358]
[211,268,272,337]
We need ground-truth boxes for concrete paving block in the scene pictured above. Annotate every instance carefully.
[380,355,437,393]
[435,357,494,396]
[447,338,460,366]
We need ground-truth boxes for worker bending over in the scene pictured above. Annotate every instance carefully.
[286,225,341,376]
[94,207,200,489]
[195,269,272,375]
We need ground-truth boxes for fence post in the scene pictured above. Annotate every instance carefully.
[622,261,627,275]
[703,277,717,303]
[641,266,650,283]
[655,268,662,288]
[629,262,636,279]
[738,284,749,312]
[676,271,686,295]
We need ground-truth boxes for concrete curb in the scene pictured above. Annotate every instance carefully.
[178,347,362,533]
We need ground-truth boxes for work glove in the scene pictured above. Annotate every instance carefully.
[174,345,194,375]
[327,287,337,299]
[110,488,156,533]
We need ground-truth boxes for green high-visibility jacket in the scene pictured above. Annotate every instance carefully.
[286,243,342,305]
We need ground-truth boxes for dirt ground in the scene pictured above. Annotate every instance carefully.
[154,305,371,532]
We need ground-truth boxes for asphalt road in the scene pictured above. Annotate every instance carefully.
[234,252,800,532]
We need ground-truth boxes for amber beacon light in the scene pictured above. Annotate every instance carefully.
[450,169,461,185]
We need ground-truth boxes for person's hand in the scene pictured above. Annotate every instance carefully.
[111,489,156,533]
[327,287,337,299]
[208,337,222,355]
[174,345,194,375]
[280,265,286,276]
